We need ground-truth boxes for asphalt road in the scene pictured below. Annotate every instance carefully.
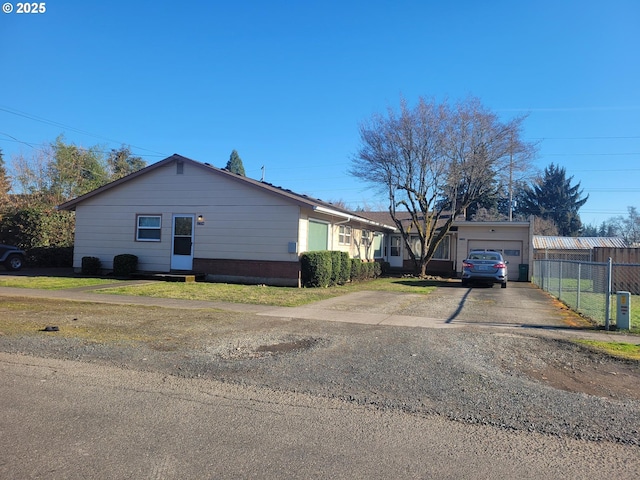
[1,353,637,480]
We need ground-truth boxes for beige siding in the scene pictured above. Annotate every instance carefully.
[298,210,380,260]
[455,221,533,277]
[72,161,301,271]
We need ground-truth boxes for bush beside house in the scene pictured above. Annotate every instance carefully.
[113,254,138,276]
[301,251,380,288]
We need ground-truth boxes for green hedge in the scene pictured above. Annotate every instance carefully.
[113,254,138,276]
[301,251,379,288]
[301,251,332,287]
[27,246,74,267]
[340,253,351,284]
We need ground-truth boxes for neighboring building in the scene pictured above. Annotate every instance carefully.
[361,212,535,280]
[58,154,395,286]
[533,236,627,261]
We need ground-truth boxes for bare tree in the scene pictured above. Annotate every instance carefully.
[11,148,55,206]
[533,216,559,236]
[611,206,640,246]
[351,96,534,276]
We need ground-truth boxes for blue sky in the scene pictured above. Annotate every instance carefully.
[1,0,638,228]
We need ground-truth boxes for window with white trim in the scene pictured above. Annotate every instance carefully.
[338,225,352,245]
[136,215,161,241]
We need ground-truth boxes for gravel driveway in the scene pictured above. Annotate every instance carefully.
[0,281,639,447]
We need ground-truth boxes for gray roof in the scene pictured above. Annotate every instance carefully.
[58,154,396,231]
[533,236,627,250]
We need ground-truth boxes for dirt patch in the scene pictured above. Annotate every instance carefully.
[523,351,640,401]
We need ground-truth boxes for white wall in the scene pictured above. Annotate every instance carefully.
[72,161,301,271]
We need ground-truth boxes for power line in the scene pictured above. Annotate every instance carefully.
[0,105,168,156]
[0,132,166,159]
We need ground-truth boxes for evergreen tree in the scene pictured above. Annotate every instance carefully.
[518,163,588,236]
[107,146,147,180]
[225,150,246,176]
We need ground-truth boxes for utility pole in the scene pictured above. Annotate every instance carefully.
[508,132,514,221]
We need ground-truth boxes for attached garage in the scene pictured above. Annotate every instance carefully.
[453,218,534,281]
[467,240,523,268]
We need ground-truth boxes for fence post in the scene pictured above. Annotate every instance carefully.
[558,261,563,300]
[605,257,612,330]
[577,263,581,309]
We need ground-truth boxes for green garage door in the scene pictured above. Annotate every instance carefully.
[308,220,329,251]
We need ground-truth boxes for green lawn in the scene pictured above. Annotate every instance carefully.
[575,340,640,361]
[542,276,639,332]
[0,276,439,307]
[0,276,120,290]
[98,277,439,306]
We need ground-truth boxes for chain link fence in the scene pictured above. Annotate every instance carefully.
[532,259,639,328]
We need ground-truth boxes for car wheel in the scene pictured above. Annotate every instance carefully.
[4,254,24,271]
[501,282,507,289]
[461,279,469,287]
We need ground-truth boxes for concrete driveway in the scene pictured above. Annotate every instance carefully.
[259,281,587,330]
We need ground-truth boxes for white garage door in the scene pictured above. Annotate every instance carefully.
[467,240,523,267]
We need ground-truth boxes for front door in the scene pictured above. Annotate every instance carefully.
[389,235,403,268]
[171,214,194,271]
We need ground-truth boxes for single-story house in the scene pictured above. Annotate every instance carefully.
[360,212,535,280]
[58,154,396,286]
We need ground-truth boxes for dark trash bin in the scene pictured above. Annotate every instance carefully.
[518,264,529,282]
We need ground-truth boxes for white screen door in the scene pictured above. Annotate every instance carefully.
[171,214,194,270]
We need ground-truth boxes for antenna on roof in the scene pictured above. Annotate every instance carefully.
[261,165,265,182]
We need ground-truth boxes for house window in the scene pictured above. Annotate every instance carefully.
[432,236,450,260]
[372,233,383,258]
[408,235,450,260]
[136,215,161,241]
[339,226,352,245]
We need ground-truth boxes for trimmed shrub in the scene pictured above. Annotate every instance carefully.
[330,250,343,286]
[380,261,391,275]
[373,261,382,278]
[350,258,362,281]
[301,251,332,287]
[363,261,375,279]
[81,256,101,275]
[340,252,351,284]
[113,254,138,276]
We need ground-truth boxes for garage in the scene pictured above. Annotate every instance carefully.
[467,240,523,268]
[454,218,533,281]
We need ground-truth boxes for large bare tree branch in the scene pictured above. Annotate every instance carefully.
[351,96,536,276]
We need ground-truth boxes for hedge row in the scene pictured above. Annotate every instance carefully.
[300,251,381,288]
[27,246,74,268]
